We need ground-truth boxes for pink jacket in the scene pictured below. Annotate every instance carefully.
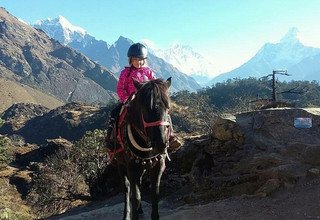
[117,66,155,103]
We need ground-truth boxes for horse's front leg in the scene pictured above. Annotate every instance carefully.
[128,161,145,220]
[150,156,166,220]
[118,164,130,220]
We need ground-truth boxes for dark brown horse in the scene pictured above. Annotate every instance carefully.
[113,77,172,220]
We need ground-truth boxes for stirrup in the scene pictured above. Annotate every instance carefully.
[169,136,182,150]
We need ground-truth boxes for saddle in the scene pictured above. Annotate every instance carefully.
[107,105,127,162]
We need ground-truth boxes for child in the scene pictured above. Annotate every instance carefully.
[105,43,181,150]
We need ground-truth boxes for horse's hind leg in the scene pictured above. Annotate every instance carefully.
[150,157,166,220]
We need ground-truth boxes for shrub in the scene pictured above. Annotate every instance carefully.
[0,135,14,169]
[27,146,90,218]
[0,179,34,220]
[27,129,114,218]
[171,92,218,134]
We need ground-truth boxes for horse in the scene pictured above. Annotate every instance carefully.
[111,77,172,220]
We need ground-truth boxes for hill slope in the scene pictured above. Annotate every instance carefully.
[0,78,63,113]
[0,7,117,105]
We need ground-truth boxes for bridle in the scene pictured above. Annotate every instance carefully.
[129,111,171,151]
[142,113,170,128]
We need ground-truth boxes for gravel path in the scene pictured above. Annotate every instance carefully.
[50,177,320,220]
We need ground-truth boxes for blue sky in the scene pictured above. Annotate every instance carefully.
[2,0,320,76]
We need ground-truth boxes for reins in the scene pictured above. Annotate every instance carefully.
[129,112,170,148]
[141,113,170,128]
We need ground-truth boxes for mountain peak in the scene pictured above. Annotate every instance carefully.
[280,27,301,44]
[53,16,86,35]
[171,42,192,51]
[56,15,82,32]
[144,40,216,78]
[117,36,131,42]
[57,15,69,24]
[113,36,132,47]
[33,16,87,44]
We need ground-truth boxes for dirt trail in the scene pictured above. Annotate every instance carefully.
[50,177,320,220]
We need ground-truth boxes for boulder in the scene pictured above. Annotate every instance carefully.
[169,108,320,203]
[236,108,320,146]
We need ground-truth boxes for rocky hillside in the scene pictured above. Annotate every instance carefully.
[56,107,320,219]
[0,102,111,144]
[1,102,320,219]
[179,108,320,202]
[0,7,117,105]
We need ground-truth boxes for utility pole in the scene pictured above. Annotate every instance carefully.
[270,70,288,101]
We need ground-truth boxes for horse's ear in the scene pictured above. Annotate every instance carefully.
[133,78,143,90]
[166,77,172,88]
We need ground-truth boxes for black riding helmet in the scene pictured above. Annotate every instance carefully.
[127,43,148,59]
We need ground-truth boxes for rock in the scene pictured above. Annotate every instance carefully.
[303,145,320,166]
[255,178,280,197]
[10,170,32,197]
[1,102,111,144]
[252,111,265,130]
[0,103,49,132]
[16,138,73,166]
[307,168,320,177]
[211,117,245,145]
[177,108,320,204]
[236,108,320,147]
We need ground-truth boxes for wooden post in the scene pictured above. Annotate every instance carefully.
[272,70,276,101]
[271,70,288,102]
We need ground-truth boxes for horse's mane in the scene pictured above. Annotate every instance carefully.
[136,79,170,111]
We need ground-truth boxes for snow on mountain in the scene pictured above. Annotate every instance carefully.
[33,16,111,67]
[208,27,320,85]
[142,40,215,85]
[33,17,200,92]
[280,27,301,44]
[256,27,320,70]
[33,15,87,45]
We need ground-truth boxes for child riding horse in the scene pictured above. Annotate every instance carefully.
[113,77,172,220]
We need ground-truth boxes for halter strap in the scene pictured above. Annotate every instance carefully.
[127,124,152,151]
[141,113,170,128]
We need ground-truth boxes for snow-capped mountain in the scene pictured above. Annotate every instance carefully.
[33,16,110,64]
[209,27,320,85]
[34,15,87,45]
[143,41,215,85]
[103,36,201,92]
[33,16,201,92]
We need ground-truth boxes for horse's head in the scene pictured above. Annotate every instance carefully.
[129,77,172,155]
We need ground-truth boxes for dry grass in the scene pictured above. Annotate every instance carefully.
[0,78,64,113]
[0,166,18,178]
[0,178,35,219]
[170,102,218,134]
